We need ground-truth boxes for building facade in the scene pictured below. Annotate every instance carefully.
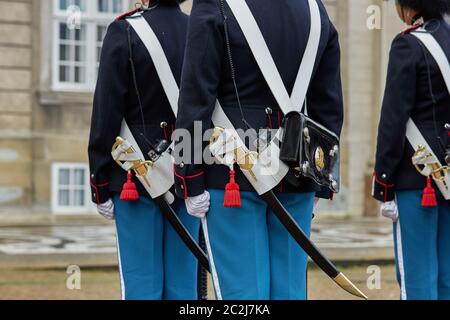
[0,0,432,218]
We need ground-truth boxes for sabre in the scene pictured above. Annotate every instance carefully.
[210,127,368,300]
[412,144,450,182]
[262,191,367,300]
[112,137,210,272]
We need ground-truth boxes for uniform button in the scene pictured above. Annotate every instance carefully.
[265,107,273,115]
[91,174,95,179]
[380,191,384,196]
[93,193,96,198]
[179,162,185,168]
[160,121,168,128]
[180,185,184,190]
[381,173,387,179]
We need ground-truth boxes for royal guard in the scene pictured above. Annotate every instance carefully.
[88,0,200,300]
[373,0,450,300]
[173,0,344,299]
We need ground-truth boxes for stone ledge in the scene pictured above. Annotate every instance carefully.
[38,90,94,106]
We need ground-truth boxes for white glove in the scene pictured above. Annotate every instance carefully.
[164,192,175,205]
[380,200,399,222]
[96,199,115,220]
[185,191,210,219]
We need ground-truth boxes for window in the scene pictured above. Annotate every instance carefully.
[98,0,124,13]
[51,163,94,214]
[52,0,128,91]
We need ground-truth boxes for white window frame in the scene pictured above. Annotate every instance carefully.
[51,162,95,215]
[52,0,129,91]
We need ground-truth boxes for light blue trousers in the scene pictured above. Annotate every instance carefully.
[394,190,450,300]
[113,195,200,300]
[205,189,314,300]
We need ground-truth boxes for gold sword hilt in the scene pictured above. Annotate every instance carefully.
[210,127,225,146]
[413,145,450,181]
[210,127,257,180]
[112,137,153,187]
[235,147,257,181]
[430,163,450,181]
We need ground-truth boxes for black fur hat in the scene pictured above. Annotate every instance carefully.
[396,0,450,19]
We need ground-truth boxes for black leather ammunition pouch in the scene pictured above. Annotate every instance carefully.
[280,112,340,193]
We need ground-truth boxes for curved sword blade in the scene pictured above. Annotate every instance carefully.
[261,191,368,300]
[333,273,368,300]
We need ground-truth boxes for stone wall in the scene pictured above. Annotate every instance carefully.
[344,0,381,216]
[324,0,405,217]
[0,0,35,210]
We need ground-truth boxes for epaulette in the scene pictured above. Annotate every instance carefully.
[401,23,423,35]
[116,8,140,21]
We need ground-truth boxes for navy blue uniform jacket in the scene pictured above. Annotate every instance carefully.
[373,18,450,202]
[174,0,343,199]
[88,4,188,204]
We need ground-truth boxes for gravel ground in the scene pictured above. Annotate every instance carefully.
[0,265,399,300]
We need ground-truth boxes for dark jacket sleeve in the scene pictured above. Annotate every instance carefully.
[173,0,224,199]
[373,35,417,202]
[88,20,129,204]
[308,21,344,200]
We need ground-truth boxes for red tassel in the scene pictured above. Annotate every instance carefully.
[224,170,241,208]
[421,176,437,207]
[120,171,139,201]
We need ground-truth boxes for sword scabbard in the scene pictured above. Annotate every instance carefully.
[261,191,368,300]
